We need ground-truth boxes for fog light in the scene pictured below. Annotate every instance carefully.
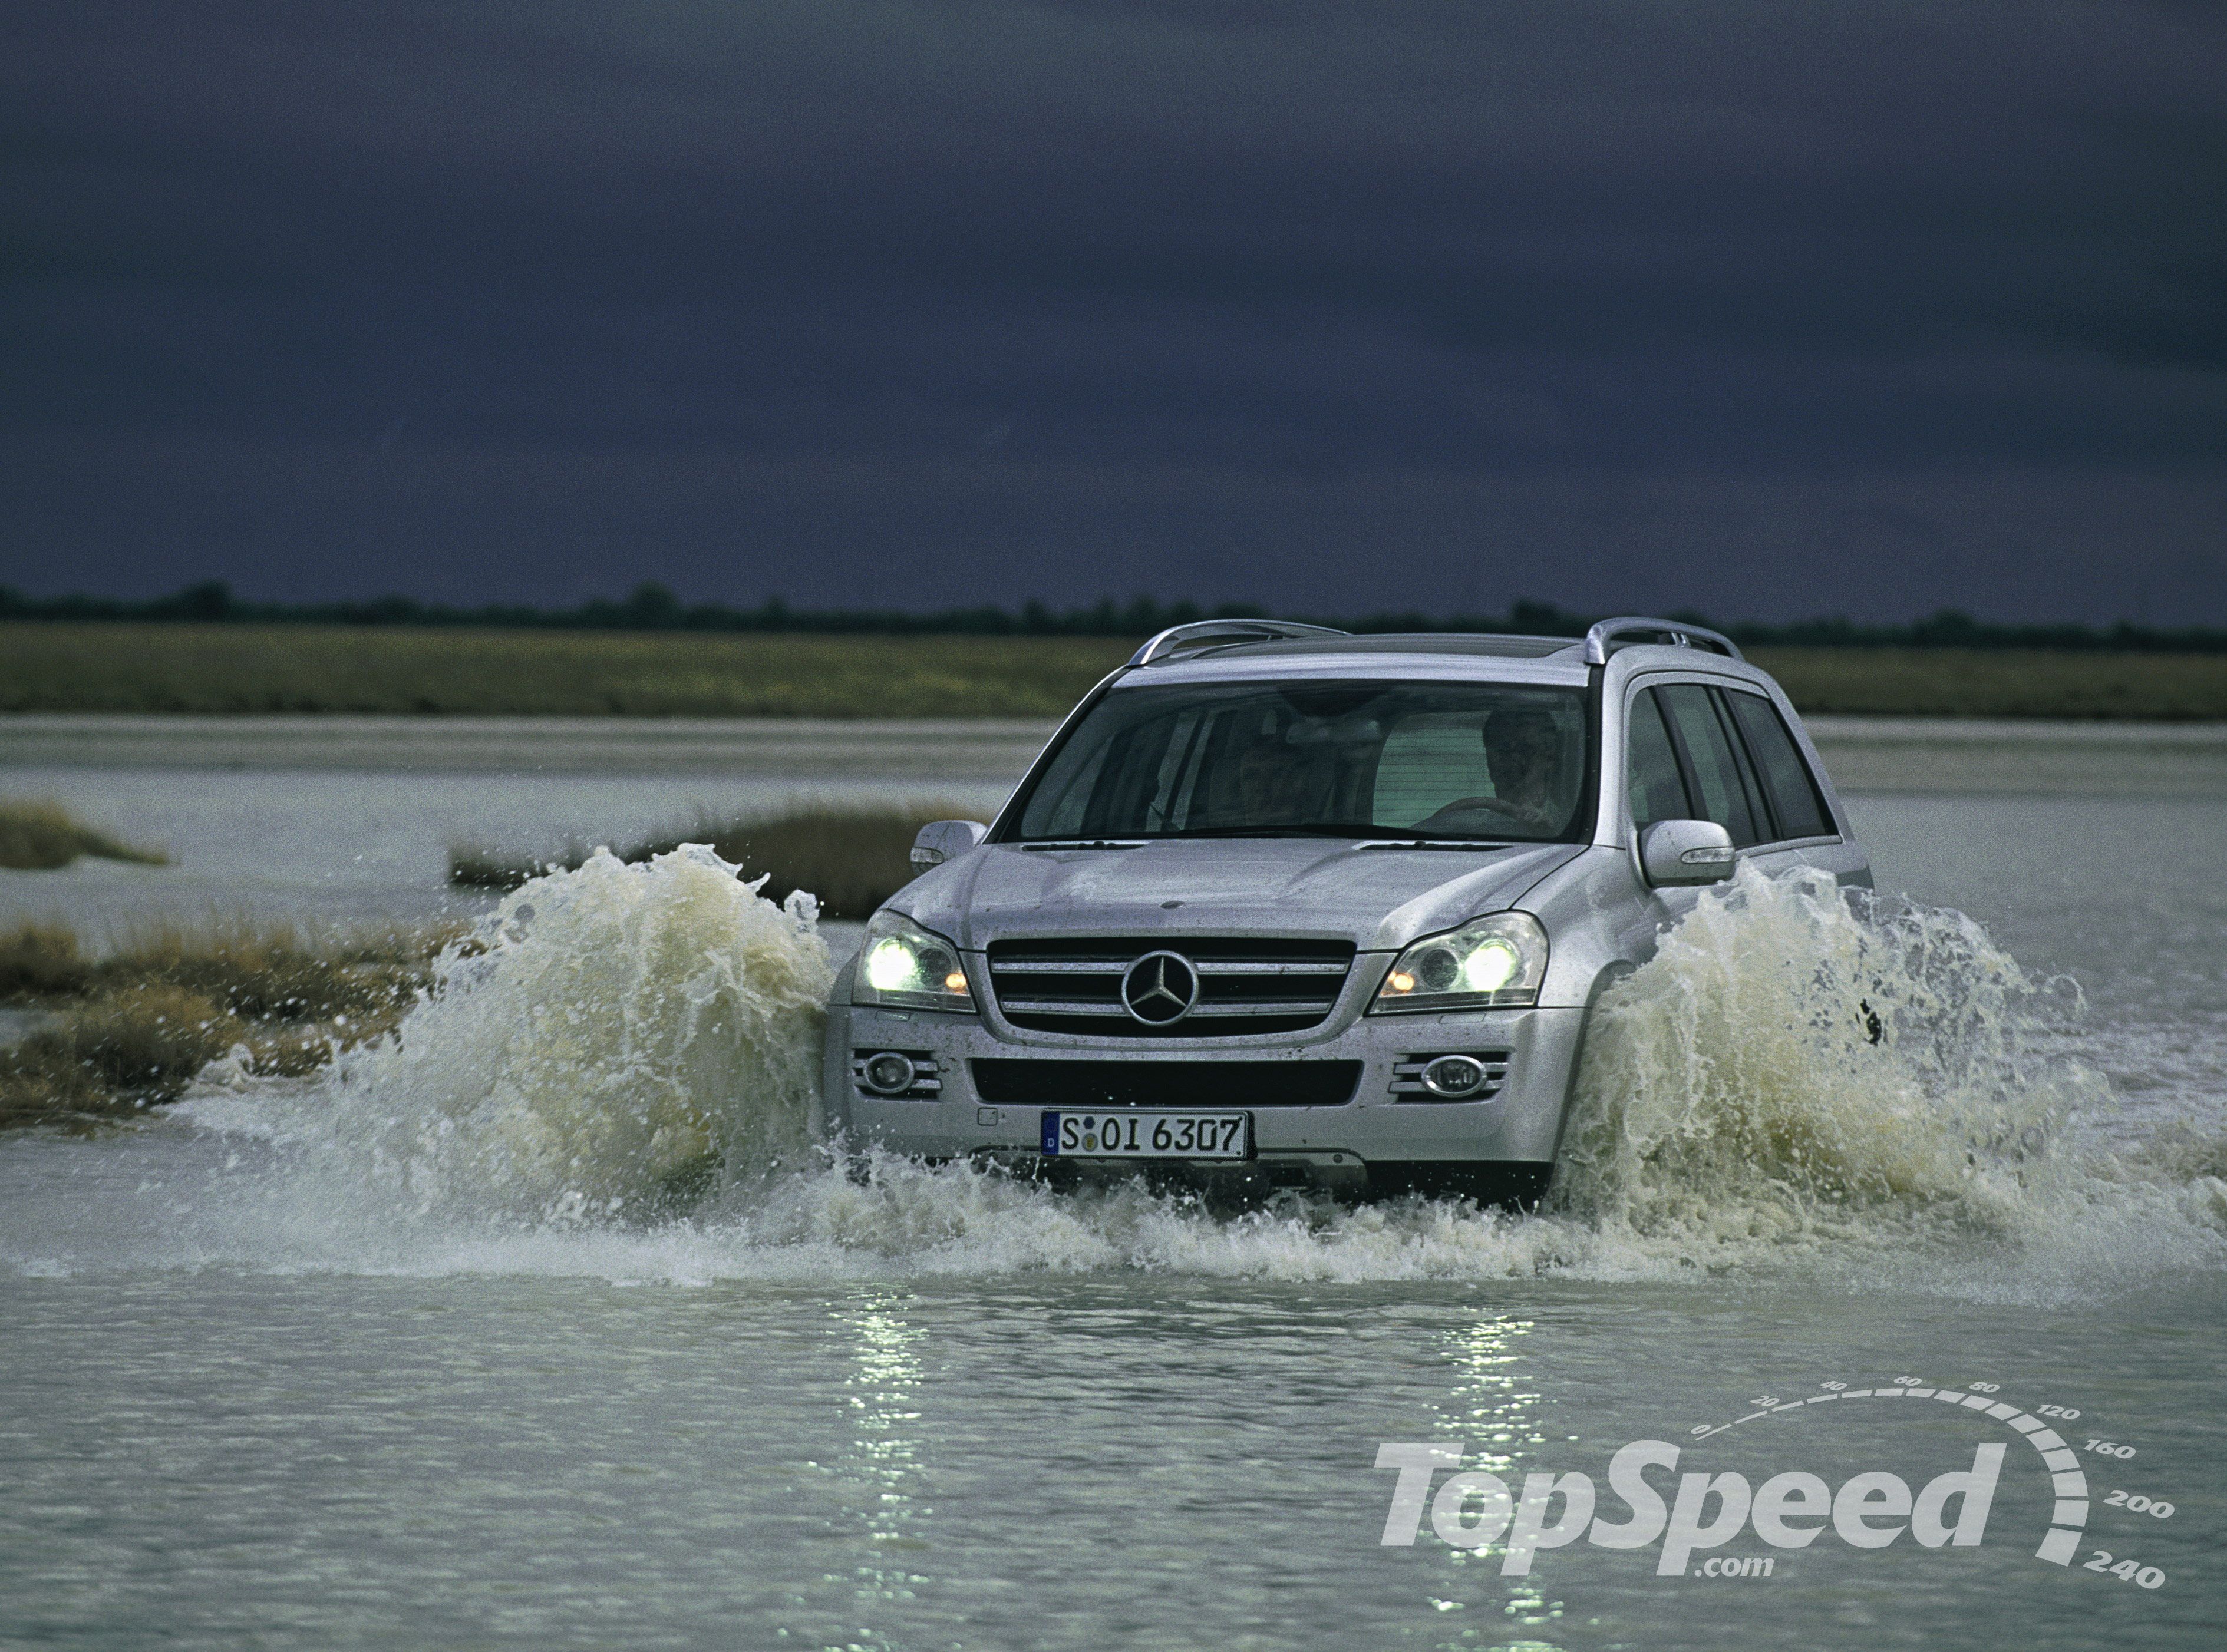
[1420,1055,1491,1099]
[861,1052,919,1096]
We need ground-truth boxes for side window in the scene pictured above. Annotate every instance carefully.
[1625,690,1691,830]
[1656,684,1763,848]
[1713,692,1774,836]
[1725,690,1833,841]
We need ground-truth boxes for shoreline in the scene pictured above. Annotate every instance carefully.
[5,711,2226,794]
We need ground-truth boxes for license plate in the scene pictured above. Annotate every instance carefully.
[1040,1111,1251,1160]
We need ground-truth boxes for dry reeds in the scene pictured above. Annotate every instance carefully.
[0,799,166,870]
[0,922,88,996]
[0,917,456,1131]
[0,623,1132,717]
[9,623,2227,720]
[451,800,984,918]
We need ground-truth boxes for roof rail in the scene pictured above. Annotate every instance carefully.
[1581,616,1744,666]
[1129,618,1349,666]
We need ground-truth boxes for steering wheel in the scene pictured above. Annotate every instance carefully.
[1413,796,1534,831]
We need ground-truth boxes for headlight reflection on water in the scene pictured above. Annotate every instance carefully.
[1423,1316,1566,1633]
[838,1291,932,1633]
[1441,1315,1540,1479]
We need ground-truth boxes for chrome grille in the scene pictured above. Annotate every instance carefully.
[986,938,1355,1037]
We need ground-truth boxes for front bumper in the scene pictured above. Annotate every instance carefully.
[821,997,1584,1183]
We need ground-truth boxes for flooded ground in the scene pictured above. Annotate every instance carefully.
[2,717,2223,1650]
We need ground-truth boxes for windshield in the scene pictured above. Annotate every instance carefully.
[1008,679,1591,842]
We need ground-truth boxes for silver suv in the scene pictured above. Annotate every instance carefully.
[821,617,1870,1204]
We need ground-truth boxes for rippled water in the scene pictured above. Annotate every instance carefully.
[2,759,2223,1650]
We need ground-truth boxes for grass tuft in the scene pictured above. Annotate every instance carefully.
[0,799,167,870]
[0,922,88,996]
[0,918,456,1131]
[451,800,982,918]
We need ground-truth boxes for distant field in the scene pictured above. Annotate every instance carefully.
[1,624,2222,720]
[0,625,1132,718]
[1747,647,2227,721]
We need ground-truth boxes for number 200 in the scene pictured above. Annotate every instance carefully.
[2104,1489,2175,1519]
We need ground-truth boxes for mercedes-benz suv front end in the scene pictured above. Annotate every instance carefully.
[821,617,1870,1204]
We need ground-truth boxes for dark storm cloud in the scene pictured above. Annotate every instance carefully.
[2,1,2223,619]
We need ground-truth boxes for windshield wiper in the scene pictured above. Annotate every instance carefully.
[1151,824,1374,839]
[1355,838,1515,851]
[1016,825,1520,845]
[1152,824,1508,843]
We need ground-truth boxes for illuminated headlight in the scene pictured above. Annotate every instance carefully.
[853,910,975,1013]
[1371,913,1548,1013]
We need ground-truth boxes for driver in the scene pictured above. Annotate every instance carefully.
[1413,705,1566,834]
[1235,735,1311,825]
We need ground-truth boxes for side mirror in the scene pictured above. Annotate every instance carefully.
[910,819,988,870]
[1638,818,1736,886]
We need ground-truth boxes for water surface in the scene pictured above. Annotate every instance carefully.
[2,735,2223,1650]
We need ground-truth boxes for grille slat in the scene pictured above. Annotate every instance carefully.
[1183,1000,1341,1017]
[989,959,1348,977]
[995,999,1134,1017]
[986,937,1355,1038]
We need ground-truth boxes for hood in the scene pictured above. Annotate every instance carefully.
[893,838,1584,953]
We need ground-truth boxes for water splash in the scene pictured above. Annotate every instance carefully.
[231,845,834,1219]
[94,855,2223,1294]
[1556,864,2092,1250]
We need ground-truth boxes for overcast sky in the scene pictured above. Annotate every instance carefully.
[3,1,2222,622]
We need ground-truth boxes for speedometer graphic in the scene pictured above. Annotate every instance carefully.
[1377,1367,2195,1601]
[1683,1376,2177,1588]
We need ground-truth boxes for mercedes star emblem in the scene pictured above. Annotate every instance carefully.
[1121,950,1200,1025]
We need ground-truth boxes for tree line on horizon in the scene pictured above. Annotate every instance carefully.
[3,579,2222,654]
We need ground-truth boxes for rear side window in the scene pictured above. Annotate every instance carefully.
[1725,690,1833,840]
[1625,690,1691,830]
[1655,684,1764,847]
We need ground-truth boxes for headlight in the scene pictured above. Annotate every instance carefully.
[1371,913,1548,1013]
[853,910,975,1012]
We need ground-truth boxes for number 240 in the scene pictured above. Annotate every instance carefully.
[2084,1552,2164,1590]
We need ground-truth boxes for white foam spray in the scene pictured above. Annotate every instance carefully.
[228,845,834,1220]
[95,855,2222,1292]
[1558,865,2087,1248]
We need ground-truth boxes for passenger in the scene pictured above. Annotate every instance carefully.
[1235,735,1311,825]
